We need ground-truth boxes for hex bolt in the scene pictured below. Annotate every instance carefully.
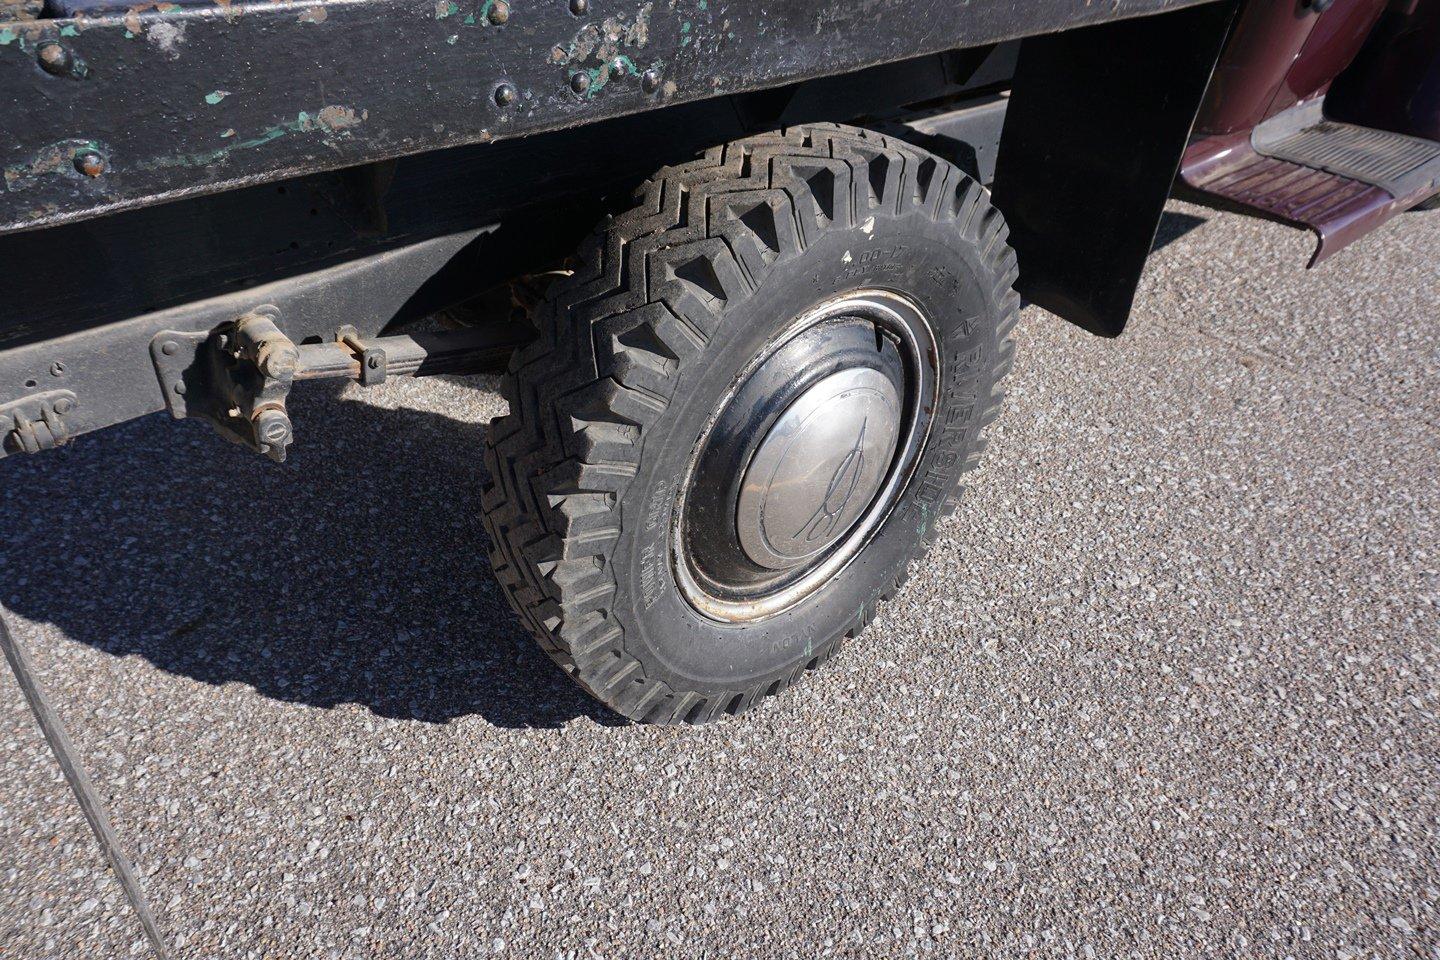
[487,0,509,23]
[48,361,66,377]
[73,151,105,178]
[36,42,72,77]
[494,83,517,107]
[641,67,661,94]
[570,71,591,95]
[568,0,587,14]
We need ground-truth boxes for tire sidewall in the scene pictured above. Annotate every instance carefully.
[612,207,1002,691]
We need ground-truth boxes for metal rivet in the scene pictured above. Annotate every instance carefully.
[494,83,517,107]
[641,67,660,94]
[73,151,105,177]
[161,342,178,356]
[570,71,591,94]
[568,0,587,14]
[487,0,509,24]
[54,398,75,415]
[37,42,72,77]
[174,382,187,395]
[48,361,66,377]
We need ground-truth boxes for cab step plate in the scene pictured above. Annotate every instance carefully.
[1254,99,1440,200]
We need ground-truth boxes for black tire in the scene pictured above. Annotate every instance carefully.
[482,123,1018,723]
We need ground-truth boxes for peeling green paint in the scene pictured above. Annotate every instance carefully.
[141,106,366,171]
[59,25,80,37]
[204,90,230,105]
[680,21,691,33]
[446,34,458,44]
[579,54,640,99]
[441,0,499,22]
[0,28,18,46]
[698,0,707,9]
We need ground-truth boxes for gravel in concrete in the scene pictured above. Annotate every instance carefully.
[1,202,1437,959]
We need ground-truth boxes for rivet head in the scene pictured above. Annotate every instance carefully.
[568,0,587,14]
[37,42,72,77]
[494,83,517,107]
[487,0,509,24]
[641,67,660,94]
[570,71,591,94]
[161,341,178,356]
[73,151,105,177]
[48,361,66,377]
[53,398,75,415]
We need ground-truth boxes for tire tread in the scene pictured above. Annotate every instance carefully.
[482,123,1018,722]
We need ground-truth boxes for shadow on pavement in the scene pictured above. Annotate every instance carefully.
[0,209,1214,732]
[1151,210,1209,252]
[0,378,618,730]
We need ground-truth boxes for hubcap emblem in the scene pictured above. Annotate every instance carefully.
[796,417,869,545]
[737,367,901,570]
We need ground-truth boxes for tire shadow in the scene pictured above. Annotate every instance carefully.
[0,378,618,729]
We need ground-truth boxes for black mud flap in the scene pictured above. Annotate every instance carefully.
[991,1,1237,338]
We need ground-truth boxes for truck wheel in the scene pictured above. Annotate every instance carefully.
[482,123,1018,723]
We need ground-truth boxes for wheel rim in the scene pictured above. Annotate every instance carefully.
[673,289,938,623]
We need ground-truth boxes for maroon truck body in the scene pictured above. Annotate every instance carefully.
[1183,0,1440,265]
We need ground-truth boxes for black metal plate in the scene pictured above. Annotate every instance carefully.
[0,0,1215,234]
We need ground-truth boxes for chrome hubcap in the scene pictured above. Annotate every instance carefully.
[674,290,938,623]
[737,367,902,570]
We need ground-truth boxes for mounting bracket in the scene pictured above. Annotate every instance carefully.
[151,306,298,462]
[149,310,531,461]
[1,389,79,459]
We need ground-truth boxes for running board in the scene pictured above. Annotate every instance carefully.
[1180,99,1440,267]
[1253,99,1440,199]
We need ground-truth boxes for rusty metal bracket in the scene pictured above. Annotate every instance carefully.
[1,389,77,458]
[337,325,388,387]
[151,305,298,462]
[150,310,531,462]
